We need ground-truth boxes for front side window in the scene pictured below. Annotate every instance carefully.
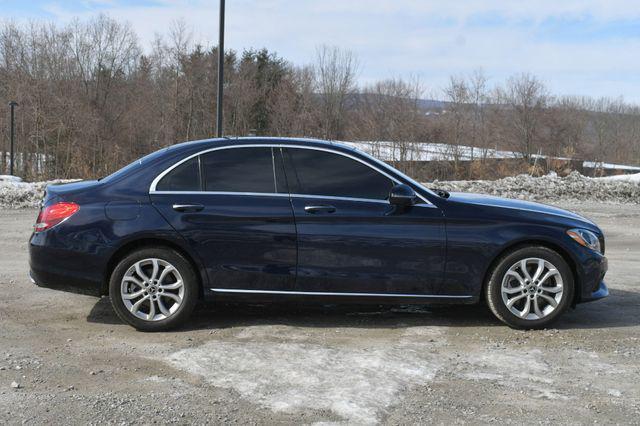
[283,148,394,200]
[201,147,276,193]
[156,157,200,191]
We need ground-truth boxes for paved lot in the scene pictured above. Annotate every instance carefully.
[0,203,639,424]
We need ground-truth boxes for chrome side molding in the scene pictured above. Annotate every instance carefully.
[209,288,472,298]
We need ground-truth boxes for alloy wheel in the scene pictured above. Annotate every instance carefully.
[120,258,185,321]
[500,257,564,320]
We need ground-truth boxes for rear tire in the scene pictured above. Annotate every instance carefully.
[485,246,574,329]
[109,247,198,331]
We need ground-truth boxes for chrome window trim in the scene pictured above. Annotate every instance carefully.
[290,193,390,205]
[148,143,432,205]
[151,191,291,197]
[148,190,436,207]
[209,288,472,298]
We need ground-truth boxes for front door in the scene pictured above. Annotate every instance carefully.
[281,147,446,295]
[150,146,297,291]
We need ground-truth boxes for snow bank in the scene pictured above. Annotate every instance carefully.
[345,141,640,173]
[596,172,640,183]
[0,179,77,209]
[428,171,640,204]
[0,175,23,183]
[1,171,639,209]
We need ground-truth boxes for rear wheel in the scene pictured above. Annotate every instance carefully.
[109,247,198,331]
[485,246,574,329]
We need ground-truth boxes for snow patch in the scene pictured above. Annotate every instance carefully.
[164,340,440,424]
[458,349,570,400]
[608,389,622,397]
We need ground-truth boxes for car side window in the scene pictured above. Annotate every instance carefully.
[201,147,276,193]
[156,157,201,191]
[283,148,394,200]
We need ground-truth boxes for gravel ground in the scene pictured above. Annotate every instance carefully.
[0,203,639,424]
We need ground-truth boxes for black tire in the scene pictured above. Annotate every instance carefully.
[485,246,574,329]
[109,247,198,331]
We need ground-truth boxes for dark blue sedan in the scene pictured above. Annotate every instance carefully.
[28,137,608,331]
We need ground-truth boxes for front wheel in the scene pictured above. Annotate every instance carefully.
[485,246,574,329]
[109,247,198,331]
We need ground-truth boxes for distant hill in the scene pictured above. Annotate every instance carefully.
[416,99,448,110]
[346,93,448,111]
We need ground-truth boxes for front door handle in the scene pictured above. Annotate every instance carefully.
[304,205,336,214]
[172,203,204,212]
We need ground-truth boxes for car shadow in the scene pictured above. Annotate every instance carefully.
[86,288,640,331]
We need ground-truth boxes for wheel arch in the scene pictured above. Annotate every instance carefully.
[480,239,581,306]
[103,237,205,298]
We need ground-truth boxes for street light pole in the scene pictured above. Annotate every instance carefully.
[8,101,18,176]
[216,0,225,138]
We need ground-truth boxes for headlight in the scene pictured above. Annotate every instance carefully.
[567,228,601,253]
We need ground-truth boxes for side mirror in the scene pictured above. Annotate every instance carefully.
[389,184,416,207]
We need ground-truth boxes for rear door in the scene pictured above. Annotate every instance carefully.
[150,146,297,291]
[281,146,446,295]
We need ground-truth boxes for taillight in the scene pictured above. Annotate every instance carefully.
[34,202,80,232]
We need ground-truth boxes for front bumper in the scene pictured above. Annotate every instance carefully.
[578,255,608,303]
[581,280,609,303]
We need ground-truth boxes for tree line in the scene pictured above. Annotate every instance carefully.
[1,15,639,181]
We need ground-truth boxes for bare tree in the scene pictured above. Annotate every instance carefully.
[443,75,470,168]
[499,73,548,160]
[314,45,358,140]
[468,69,490,161]
[1,16,640,183]
[353,77,425,175]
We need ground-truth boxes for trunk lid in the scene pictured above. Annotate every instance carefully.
[42,180,100,205]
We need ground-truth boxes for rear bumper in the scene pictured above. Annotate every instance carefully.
[29,242,104,297]
[29,267,102,297]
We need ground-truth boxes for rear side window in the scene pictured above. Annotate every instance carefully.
[156,157,201,191]
[201,147,276,193]
[283,148,394,200]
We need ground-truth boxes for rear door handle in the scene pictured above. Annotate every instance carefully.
[304,205,336,214]
[172,203,204,212]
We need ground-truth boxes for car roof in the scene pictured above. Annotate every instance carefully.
[167,136,356,154]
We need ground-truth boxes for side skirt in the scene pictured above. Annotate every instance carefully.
[205,288,476,304]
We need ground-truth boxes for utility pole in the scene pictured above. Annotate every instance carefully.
[216,0,225,137]
[8,101,18,176]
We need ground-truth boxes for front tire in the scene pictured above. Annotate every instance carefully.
[485,246,574,329]
[109,247,198,331]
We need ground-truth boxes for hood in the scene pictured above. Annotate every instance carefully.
[447,192,595,225]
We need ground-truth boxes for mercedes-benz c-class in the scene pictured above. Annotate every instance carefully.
[29,137,608,331]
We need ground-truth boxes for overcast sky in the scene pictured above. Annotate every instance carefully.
[3,0,640,102]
